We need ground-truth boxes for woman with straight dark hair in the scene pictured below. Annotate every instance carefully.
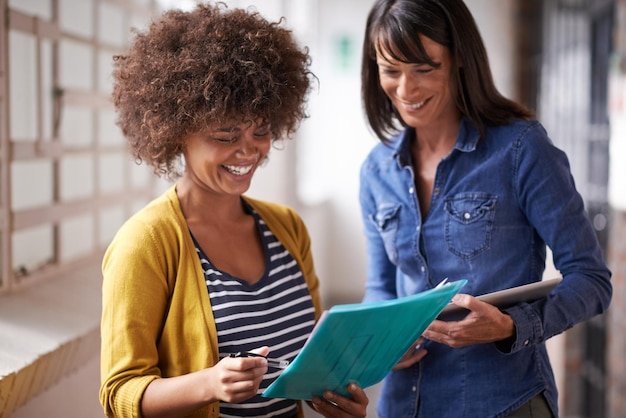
[358,0,612,417]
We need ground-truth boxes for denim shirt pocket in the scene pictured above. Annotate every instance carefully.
[369,203,401,264]
[444,193,497,259]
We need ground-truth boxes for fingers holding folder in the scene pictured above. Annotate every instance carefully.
[393,337,428,371]
[310,384,369,418]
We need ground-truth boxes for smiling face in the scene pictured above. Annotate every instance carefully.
[182,118,272,197]
[376,34,460,133]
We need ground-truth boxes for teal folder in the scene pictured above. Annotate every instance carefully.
[262,279,467,400]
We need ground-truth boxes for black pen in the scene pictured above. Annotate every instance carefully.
[229,351,290,369]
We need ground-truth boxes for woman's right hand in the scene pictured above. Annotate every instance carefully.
[209,347,270,403]
[392,337,427,370]
[140,347,269,417]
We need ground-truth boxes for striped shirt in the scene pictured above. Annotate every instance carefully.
[194,204,316,418]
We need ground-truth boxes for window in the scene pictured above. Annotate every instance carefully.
[0,0,160,294]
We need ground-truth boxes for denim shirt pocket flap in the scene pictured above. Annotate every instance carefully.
[370,204,401,232]
[369,204,401,264]
[444,193,497,225]
[444,193,497,258]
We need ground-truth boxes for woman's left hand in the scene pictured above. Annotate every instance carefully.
[310,383,368,417]
[423,294,515,348]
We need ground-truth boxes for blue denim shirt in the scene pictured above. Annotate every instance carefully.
[359,118,612,418]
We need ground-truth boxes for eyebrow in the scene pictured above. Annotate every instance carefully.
[377,59,440,67]
[208,119,269,134]
[210,126,240,134]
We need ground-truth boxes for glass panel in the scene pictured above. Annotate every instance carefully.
[124,14,150,35]
[60,154,95,201]
[8,0,52,20]
[41,39,54,140]
[59,39,94,91]
[98,2,125,47]
[98,50,115,94]
[98,109,125,146]
[11,161,54,211]
[99,206,125,246]
[0,236,3,287]
[130,160,153,188]
[59,0,94,38]
[131,198,151,215]
[12,224,54,278]
[9,31,38,142]
[61,107,93,146]
[99,152,125,193]
[60,214,94,262]
[156,0,197,12]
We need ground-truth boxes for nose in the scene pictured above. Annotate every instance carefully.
[397,72,416,98]
[236,128,269,157]
[236,134,257,156]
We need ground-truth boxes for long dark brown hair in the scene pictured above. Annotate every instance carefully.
[361,0,533,142]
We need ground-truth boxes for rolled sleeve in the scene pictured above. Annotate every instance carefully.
[500,303,545,354]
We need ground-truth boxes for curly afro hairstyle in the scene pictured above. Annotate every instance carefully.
[112,2,314,178]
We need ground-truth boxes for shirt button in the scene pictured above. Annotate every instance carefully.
[421,266,425,272]
[464,212,471,220]
[524,340,530,346]
[433,188,440,195]
[412,386,417,392]
[409,187,414,194]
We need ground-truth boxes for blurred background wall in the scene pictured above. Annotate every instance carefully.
[0,0,624,417]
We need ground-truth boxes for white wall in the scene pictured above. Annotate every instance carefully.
[247,0,377,306]
[465,0,517,98]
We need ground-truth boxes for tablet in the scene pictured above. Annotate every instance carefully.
[436,277,562,321]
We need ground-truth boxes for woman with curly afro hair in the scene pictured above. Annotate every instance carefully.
[99,3,368,418]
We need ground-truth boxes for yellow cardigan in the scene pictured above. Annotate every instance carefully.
[100,185,322,418]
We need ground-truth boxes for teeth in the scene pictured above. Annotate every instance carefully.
[407,100,426,109]
[223,164,253,175]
